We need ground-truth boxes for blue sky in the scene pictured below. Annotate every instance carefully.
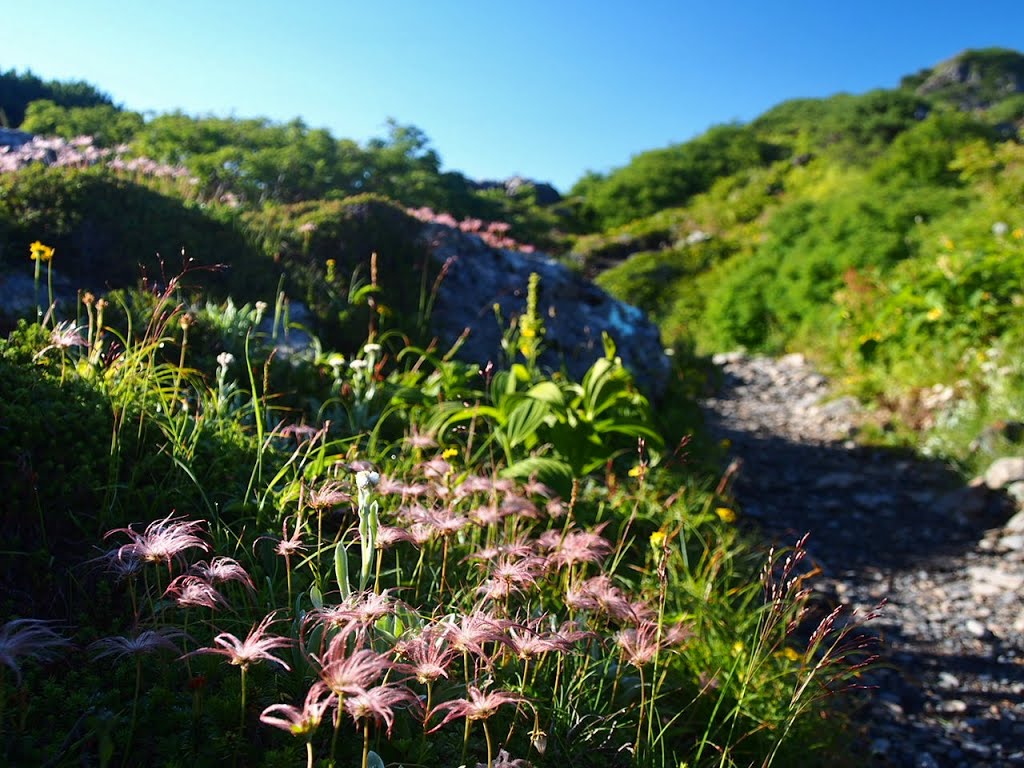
[3,1,1023,191]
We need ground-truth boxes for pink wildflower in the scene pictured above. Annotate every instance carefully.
[105,513,209,570]
[260,681,336,737]
[191,612,292,670]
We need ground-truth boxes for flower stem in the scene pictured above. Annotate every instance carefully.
[483,719,494,768]
[361,719,370,768]
[239,665,248,732]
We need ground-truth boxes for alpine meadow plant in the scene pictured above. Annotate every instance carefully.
[0,241,877,767]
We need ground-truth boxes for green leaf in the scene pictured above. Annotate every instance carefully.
[504,397,552,448]
[500,456,573,498]
[310,584,324,610]
[526,380,565,405]
[335,542,351,600]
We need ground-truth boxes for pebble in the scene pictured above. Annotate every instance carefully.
[701,352,1024,767]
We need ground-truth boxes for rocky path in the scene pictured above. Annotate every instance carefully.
[700,352,1024,768]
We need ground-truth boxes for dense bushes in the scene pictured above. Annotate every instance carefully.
[0,165,269,299]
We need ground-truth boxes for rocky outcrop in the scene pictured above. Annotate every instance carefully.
[470,176,562,206]
[424,222,669,397]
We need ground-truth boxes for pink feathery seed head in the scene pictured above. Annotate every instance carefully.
[428,686,524,731]
[307,480,351,510]
[89,627,185,661]
[577,575,647,623]
[318,645,391,696]
[417,457,452,479]
[467,503,507,527]
[374,525,418,551]
[394,626,457,684]
[165,574,229,610]
[273,519,306,558]
[344,682,422,736]
[91,546,144,580]
[105,512,209,568]
[545,526,612,570]
[615,620,691,668]
[545,498,567,518]
[404,428,437,450]
[452,474,493,497]
[522,476,554,499]
[500,495,539,519]
[260,681,336,737]
[440,612,511,660]
[313,589,404,629]
[191,612,292,670]
[190,556,255,590]
[0,619,72,684]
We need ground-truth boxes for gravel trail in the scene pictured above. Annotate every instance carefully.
[701,352,1024,768]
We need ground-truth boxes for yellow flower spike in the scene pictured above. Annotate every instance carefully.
[29,241,55,262]
[715,506,737,524]
[441,447,458,460]
[627,464,644,478]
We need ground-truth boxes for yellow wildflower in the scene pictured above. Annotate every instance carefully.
[715,506,737,524]
[649,530,667,551]
[29,241,55,262]
[1013,227,1023,240]
[627,464,645,478]
[926,307,944,321]
[779,646,801,662]
[441,447,458,460]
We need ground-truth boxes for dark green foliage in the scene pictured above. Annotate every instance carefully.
[245,194,435,352]
[0,165,271,299]
[0,323,111,552]
[0,67,113,128]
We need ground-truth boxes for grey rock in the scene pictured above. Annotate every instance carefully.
[426,223,670,397]
[983,457,1024,489]
[814,395,861,420]
[934,485,990,519]
[0,127,33,149]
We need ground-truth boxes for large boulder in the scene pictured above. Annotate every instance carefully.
[424,222,670,398]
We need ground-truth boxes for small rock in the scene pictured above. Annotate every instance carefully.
[938,672,960,689]
[965,618,989,638]
[968,566,1024,596]
[1004,509,1024,533]
[939,699,968,713]
[914,752,939,768]
[984,457,1024,490]
[998,533,1024,551]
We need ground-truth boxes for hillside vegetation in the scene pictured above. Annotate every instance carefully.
[0,48,1021,767]
[583,48,1024,468]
